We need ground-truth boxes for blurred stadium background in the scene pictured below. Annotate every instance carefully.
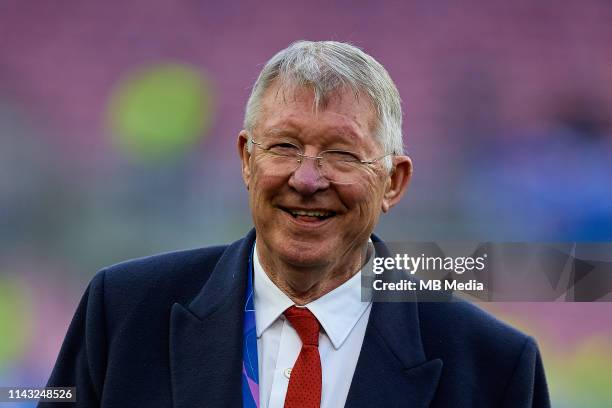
[1,1,611,406]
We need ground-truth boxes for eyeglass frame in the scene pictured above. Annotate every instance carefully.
[249,137,392,166]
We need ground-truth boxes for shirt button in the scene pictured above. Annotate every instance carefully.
[284,368,292,379]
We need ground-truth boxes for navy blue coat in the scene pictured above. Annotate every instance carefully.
[41,230,550,407]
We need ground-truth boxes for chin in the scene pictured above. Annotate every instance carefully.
[275,239,334,268]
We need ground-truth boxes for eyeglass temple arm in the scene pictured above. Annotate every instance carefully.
[361,152,393,165]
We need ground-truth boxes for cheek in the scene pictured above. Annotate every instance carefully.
[252,175,286,197]
[251,157,286,185]
[249,165,287,207]
[340,182,385,219]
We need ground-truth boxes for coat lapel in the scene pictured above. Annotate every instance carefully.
[345,301,442,408]
[168,230,442,408]
[345,235,443,408]
[169,229,256,408]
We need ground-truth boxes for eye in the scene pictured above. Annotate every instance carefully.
[323,150,361,163]
[267,143,301,156]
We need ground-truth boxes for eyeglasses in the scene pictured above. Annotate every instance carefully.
[250,138,391,185]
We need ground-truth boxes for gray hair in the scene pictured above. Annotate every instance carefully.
[243,40,404,170]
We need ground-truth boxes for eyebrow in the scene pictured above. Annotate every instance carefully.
[261,128,297,138]
[261,125,364,147]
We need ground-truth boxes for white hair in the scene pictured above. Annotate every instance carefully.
[243,40,404,170]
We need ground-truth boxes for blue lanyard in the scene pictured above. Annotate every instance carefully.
[241,244,259,407]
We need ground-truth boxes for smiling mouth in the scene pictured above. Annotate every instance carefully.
[279,207,337,221]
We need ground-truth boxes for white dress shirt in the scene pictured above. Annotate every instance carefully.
[253,242,372,408]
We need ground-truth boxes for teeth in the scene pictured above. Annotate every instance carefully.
[290,210,332,217]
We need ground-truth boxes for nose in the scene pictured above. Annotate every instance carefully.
[288,156,330,195]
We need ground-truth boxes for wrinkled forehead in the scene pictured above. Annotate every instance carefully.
[266,77,376,111]
[256,79,379,138]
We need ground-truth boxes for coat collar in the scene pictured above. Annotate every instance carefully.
[169,230,442,408]
[344,234,442,408]
[169,229,255,408]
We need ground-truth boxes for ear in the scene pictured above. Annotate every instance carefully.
[381,155,412,213]
[237,130,252,189]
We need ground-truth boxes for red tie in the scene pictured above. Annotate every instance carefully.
[283,306,322,408]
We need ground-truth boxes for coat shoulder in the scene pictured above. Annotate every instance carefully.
[419,299,541,406]
[419,298,530,361]
[89,245,230,329]
[103,245,228,289]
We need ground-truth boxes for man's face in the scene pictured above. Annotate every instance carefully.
[239,82,406,270]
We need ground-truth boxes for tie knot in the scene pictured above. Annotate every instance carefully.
[283,306,320,346]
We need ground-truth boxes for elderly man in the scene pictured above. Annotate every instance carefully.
[42,41,549,408]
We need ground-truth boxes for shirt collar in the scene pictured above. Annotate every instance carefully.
[253,241,371,350]
[253,243,293,338]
